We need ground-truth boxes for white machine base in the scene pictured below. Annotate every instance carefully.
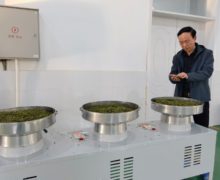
[0,121,216,180]
[0,139,44,158]
[95,131,128,142]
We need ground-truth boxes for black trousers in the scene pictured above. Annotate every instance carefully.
[193,102,209,128]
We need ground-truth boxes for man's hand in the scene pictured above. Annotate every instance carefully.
[177,72,188,79]
[169,74,181,82]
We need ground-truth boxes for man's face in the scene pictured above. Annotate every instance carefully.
[178,32,196,54]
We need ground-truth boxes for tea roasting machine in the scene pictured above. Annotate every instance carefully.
[0,101,216,180]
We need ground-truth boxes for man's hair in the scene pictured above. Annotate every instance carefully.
[177,26,196,38]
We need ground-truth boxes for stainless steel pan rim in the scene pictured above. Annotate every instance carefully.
[151,96,203,116]
[0,106,57,148]
[0,106,56,136]
[80,101,139,124]
[81,101,139,136]
[151,97,203,132]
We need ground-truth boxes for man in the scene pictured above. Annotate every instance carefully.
[169,26,214,128]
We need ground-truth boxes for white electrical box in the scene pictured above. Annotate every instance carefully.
[0,5,40,59]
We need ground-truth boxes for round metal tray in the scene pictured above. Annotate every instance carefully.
[80,101,139,124]
[0,106,57,148]
[0,106,56,136]
[151,97,204,132]
[80,101,139,137]
[151,97,203,116]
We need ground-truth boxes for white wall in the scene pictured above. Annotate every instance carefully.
[153,0,191,14]
[0,0,220,129]
[3,0,149,71]
[0,0,151,131]
[210,1,220,126]
[146,17,177,120]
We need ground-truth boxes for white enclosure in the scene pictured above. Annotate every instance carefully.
[0,5,39,59]
[0,121,217,180]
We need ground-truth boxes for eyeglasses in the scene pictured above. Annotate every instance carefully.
[178,39,193,46]
[179,39,194,46]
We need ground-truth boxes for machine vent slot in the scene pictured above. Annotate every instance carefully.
[110,159,121,180]
[123,157,134,180]
[193,144,202,165]
[23,176,37,180]
[184,146,192,168]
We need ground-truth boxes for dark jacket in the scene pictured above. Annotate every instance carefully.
[169,44,214,102]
